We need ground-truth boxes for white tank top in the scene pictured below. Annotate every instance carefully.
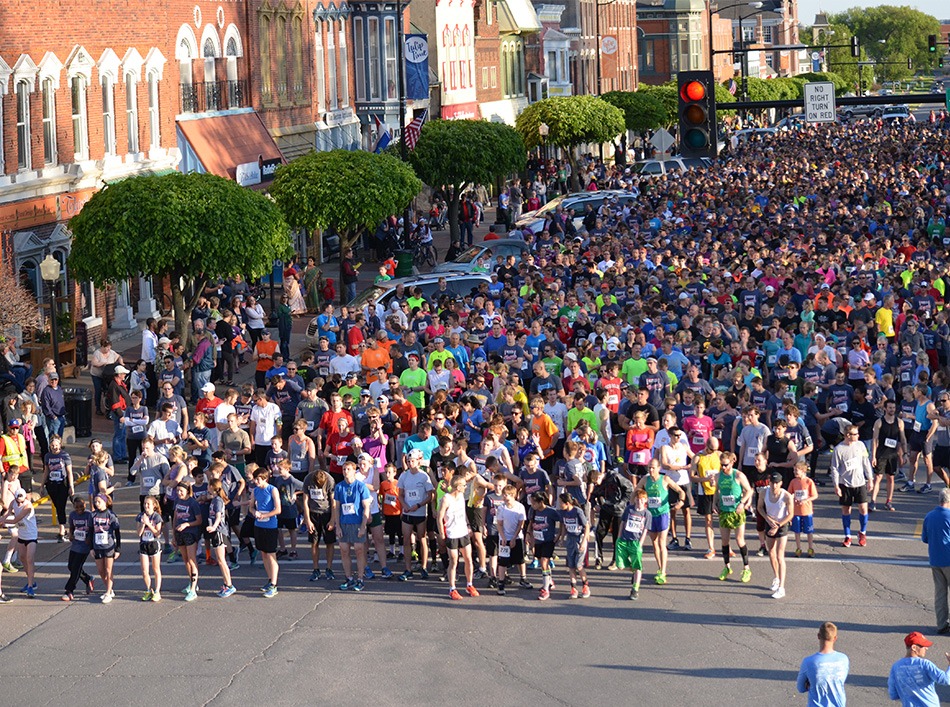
[442,493,469,539]
[764,490,789,521]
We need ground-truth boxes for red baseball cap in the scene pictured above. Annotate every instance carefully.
[905,632,934,648]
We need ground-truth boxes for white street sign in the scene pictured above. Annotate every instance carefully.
[804,81,836,124]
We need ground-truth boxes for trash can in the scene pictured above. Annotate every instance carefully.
[64,387,93,438]
[394,249,414,278]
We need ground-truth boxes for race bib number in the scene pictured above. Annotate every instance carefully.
[306,421,315,431]
[533,530,545,541]
[721,495,736,508]
[406,489,422,503]
[94,531,109,546]
[845,457,861,473]
[498,544,511,558]
[836,403,849,412]
[884,438,898,449]
[49,470,63,482]
[565,519,579,534]
[608,394,619,406]
[341,502,356,516]
[310,488,325,502]
[384,493,398,507]
[291,461,302,471]
[767,355,777,366]
[794,490,807,502]
[73,529,86,542]
[132,425,144,434]
[143,530,155,542]
[625,515,645,535]
[692,434,706,447]
[631,451,648,465]
[334,455,348,465]
[647,496,661,509]
[914,421,922,432]
[192,448,201,456]
[143,476,156,488]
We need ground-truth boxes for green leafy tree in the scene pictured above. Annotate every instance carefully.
[714,83,737,116]
[832,6,941,82]
[798,71,851,96]
[409,119,525,243]
[69,172,291,345]
[270,149,421,303]
[515,96,625,191]
[600,91,668,133]
[639,84,678,127]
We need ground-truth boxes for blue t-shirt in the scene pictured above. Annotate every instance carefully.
[530,506,559,543]
[888,656,950,706]
[796,651,849,706]
[922,507,950,567]
[334,478,371,525]
[253,483,279,528]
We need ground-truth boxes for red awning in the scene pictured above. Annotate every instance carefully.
[176,112,284,182]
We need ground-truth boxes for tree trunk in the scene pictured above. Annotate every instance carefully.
[338,229,362,306]
[566,148,582,192]
[447,186,461,244]
[171,273,207,350]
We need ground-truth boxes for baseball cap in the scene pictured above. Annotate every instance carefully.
[769,472,783,484]
[114,365,130,375]
[864,293,876,301]
[201,382,216,392]
[433,337,444,344]
[346,371,358,378]
[49,372,59,380]
[905,632,934,648]
[407,352,421,360]
[360,389,371,397]
[8,418,21,427]
[606,343,618,352]
[564,352,578,362]
[376,395,388,403]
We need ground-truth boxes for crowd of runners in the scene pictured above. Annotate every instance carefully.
[0,114,949,615]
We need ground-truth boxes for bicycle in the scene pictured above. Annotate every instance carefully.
[413,241,437,269]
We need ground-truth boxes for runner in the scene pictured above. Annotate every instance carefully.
[527,492,560,600]
[635,459,685,585]
[714,452,754,584]
[42,434,74,541]
[250,466,281,597]
[172,482,203,602]
[690,437,721,559]
[5,488,37,597]
[555,492,590,599]
[615,489,650,600]
[397,449,435,581]
[205,479,236,597]
[870,399,906,512]
[302,465,337,581]
[788,461,819,558]
[758,472,793,599]
[333,460,371,591]
[830,425,874,548]
[437,475,479,600]
[494,484,528,596]
[136,495,163,602]
[63,495,95,602]
[90,493,121,604]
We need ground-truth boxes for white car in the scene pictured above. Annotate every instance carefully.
[881,105,914,122]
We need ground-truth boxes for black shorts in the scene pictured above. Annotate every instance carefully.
[226,505,242,529]
[383,515,402,538]
[307,512,337,544]
[755,505,768,533]
[445,535,471,550]
[838,485,869,507]
[401,514,427,530]
[875,454,899,476]
[696,494,715,517]
[934,446,950,469]
[466,505,484,533]
[159,495,175,522]
[239,513,256,540]
[766,525,789,539]
[139,540,161,556]
[175,531,199,547]
[17,537,38,546]
[426,514,437,534]
[908,430,929,453]
[485,535,499,557]
[204,531,227,548]
[93,548,116,559]
[277,516,298,531]
[498,538,525,568]
[534,540,555,559]
[254,526,280,554]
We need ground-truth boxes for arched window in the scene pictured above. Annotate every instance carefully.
[15,80,31,171]
[275,15,288,97]
[70,75,88,160]
[260,14,272,102]
[292,16,304,97]
[125,72,138,153]
[147,70,160,148]
[101,73,116,155]
[42,77,56,165]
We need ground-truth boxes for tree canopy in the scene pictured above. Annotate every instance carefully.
[515,95,625,151]
[600,91,668,133]
[637,84,678,127]
[69,172,291,342]
[409,119,525,242]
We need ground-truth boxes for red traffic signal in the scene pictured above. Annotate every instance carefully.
[680,80,707,102]
[677,71,716,157]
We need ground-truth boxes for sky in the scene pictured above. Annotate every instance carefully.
[797,0,948,26]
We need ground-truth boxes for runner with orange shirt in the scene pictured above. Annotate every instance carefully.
[788,461,819,557]
[252,331,278,389]
[378,463,403,560]
[625,410,655,484]
[528,397,559,473]
[390,386,418,436]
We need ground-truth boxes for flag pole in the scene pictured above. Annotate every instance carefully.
[398,0,412,240]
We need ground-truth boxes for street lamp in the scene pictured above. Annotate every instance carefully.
[539,122,549,161]
[39,252,61,377]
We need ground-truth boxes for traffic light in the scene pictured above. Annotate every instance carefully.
[677,71,717,158]
[929,35,938,53]
[851,36,860,58]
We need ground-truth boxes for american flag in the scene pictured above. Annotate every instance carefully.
[403,109,428,151]
[727,79,737,95]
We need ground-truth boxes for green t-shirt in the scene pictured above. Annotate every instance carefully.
[558,305,581,323]
[542,356,563,378]
[427,349,455,370]
[400,367,428,409]
[645,475,670,518]
[567,407,599,434]
[621,357,648,384]
[338,384,362,402]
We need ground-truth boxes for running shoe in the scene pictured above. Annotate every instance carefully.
[538,589,550,601]
[449,589,463,600]
[581,583,591,598]
[684,539,693,551]
[858,532,867,547]
[289,551,297,559]
[11,560,22,570]
[62,593,73,602]
[353,580,364,592]
[550,581,556,591]
[166,550,180,563]
[260,582,273,592]
[0,594,10,603]
[1,562,18,573]
[20,582,36,593]
[398,571,413,582]
[488,577,499,588]
[101,592,113,604]
[756,547,768,557]
[896,470,907,481]
[184,588,197,602]
[772,587,786,599]
[364,568,375,580]
[439,572,447,583]
[740,568,752,583]
[58,533,67,542]
[938,626,950,636]
[466,585,480,597]
[382,568,394,579]
[218,585,236,598]
[770,577,781,592]
[518,578,534,589]
[276,549,288,559]
[704,550,716,560]
[325,569,336,581]
[885,502,895,511]
[419,569,430,580]
[807,548,815,558]
[309,569,322,582]
[868,501,876,512]
[655,573,667,585]
[142,590,153,601]
[248,549,258,566]
[569,586,578,599]
[473,568,487,580]
[497,583,506,596]
[25,585,35,598]
[263,585,278,598]
[227,561,240,571]
[151,592,162,602]
[718,567,733,581]
[899,481,915,493]
[842,536,852,547]
[386,550,396,559]
[919,483,933,494]
[668,537,680,550]
[607,564,618,571]
[594,557,602,570]
[339,578,356,591]
[629,587,639,601]
[794,548,802,557]
[125,480,136,487]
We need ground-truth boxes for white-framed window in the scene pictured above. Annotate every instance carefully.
[42,77,56,165]
[125,72,138,153]
[352,19,364,102]
[327,18,338,108]
[71,75,88,160]
[338,20,349,107]
[79,280,96,321]
[147,70,160,148]
[101,74,116,155]
[16,80,31,171]
[762,25,773,44]
[367,17,380,100]
[316,23,328,109]
[384,18,397,100]
[490,65,496,88]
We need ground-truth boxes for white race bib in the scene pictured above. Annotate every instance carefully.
[49,471,63,482]
[132,425,144,434]
[721,495,736,508]
[498,544,511,558]
[845,457,861,473]
[94,531,109,546]
[914,421,922,432]
[310,488,325,501]
[142,529,155,542]
[565,519,579,534]
[647,496,661,509]
[341,502,356,516]
[406,489,421,503]
[73,529,86,542]
[334,455,348,465]
[306,421,315,431]
[884,437,898,449]
[533,530,544,541]
[143,476,156,488]
[692,434,706,447]
[836,403,849,412]
[291,461,302,471]
[384,493,398,507]
[631,451,648,465]
[625,515,645,535]
[794,490,807,502]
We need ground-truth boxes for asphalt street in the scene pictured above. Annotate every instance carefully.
[0,476,946,706]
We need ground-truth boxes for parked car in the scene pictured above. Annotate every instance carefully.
[774,115,807,130]
[306,273,492,349]
[514,189,631,235]
[434,239,531,273]
[838,104,882,120]
[881,105,913,122]
[630,156,713,176]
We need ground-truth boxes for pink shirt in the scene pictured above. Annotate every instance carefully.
[682,415,715,454]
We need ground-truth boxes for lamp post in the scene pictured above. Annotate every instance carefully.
[397,0,412,235]
[39,252,61,377]
[539,122,549,161]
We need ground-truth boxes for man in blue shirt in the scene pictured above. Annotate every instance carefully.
[922,489,950,634]
[888,632,950,706]
[796,621,849,706]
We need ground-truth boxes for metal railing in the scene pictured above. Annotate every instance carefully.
[180,80,248,113]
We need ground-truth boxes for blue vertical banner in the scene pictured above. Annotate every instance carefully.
[405,34,429,100]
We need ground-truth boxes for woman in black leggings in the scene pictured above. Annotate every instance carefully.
[62,496,95,602]
[42,435,74,542]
